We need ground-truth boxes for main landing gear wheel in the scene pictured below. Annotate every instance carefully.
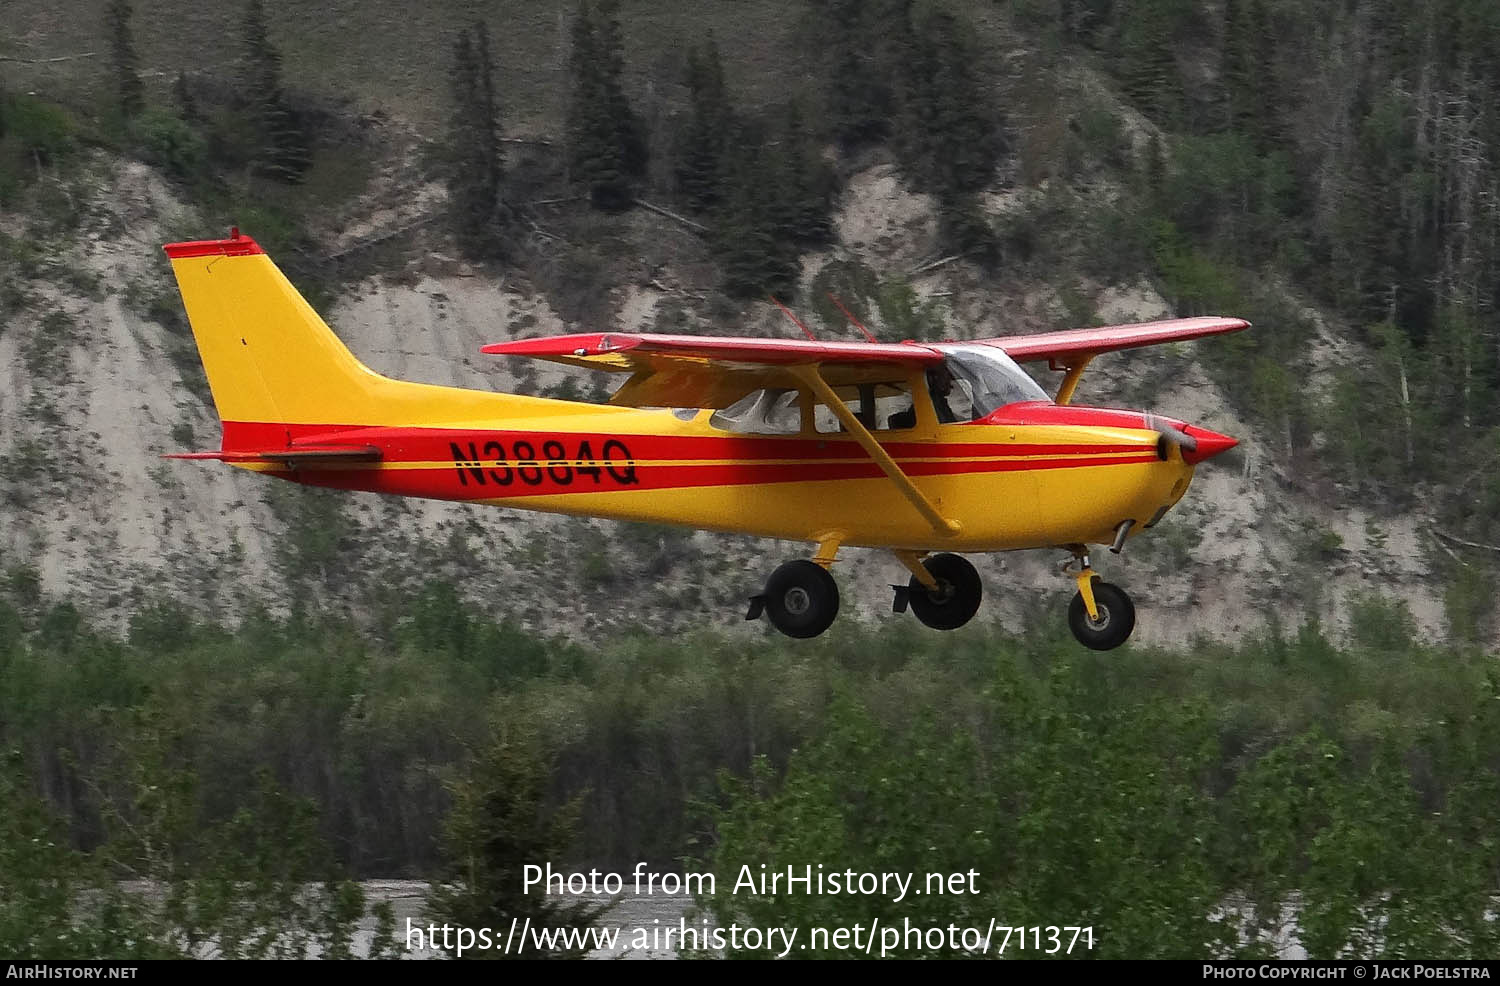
[1068,581,1136,651]
[761,560,840,639]
[907,553,983,631]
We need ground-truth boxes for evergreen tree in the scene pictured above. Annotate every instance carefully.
[595,0,647,179]
[890,5,1003,254]
[445,24,505,260]
[566,7,616,206]
[677,46,833,294]
[1141,132,1166,206]
[775,100,836,245]
[448,30,480,228]
[472,22,503,225]
[425,730,606,959]
[1220,0,1274,148]
[712,135,801,299]
[816,0,898,147]
[1332,94,1429,338]
[1118,0,1184,126]
[566,1,645,211]
[1060,0,1117,49]
[902,7,1004,193]
[676,40,733,213]
[106,0,144,120]
[241,0,282,106]
[938,192,998,264]
[172,71,198,125]
[240,0,309,183]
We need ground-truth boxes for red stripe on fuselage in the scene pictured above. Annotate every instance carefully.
[213,420,1163,502]
[218,421,1152,463]
[291,454,1166,500]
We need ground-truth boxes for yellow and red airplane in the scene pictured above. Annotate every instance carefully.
[163,230,1247,648]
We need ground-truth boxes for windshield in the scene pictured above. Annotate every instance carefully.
[937,345,1050,418]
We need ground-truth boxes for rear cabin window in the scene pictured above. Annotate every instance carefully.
[709,389,803,435]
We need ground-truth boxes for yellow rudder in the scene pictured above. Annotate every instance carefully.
[163,231,398,426]
[162,230,568,434]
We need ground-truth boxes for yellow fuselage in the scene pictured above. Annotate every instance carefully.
[165,241,1200,556]
[241,402,1194,553]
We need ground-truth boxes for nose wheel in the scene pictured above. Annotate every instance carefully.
[1064,551,1135,650]
[747,559,841,639]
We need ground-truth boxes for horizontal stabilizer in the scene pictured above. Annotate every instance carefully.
[164,445,382,465]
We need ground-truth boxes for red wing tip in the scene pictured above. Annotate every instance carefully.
[482,334,643,356]
[163,229,265,259]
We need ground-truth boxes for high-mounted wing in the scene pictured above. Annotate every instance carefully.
[482,332,944,409]
[975,316,1250,405]
[979,316,1250,364]
[483,318,1250,408]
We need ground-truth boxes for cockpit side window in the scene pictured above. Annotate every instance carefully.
[925,364,971,423]
[814,381,917,433]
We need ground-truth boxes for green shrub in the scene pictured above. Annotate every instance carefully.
[132,109,207,182]
[1150,219,1244,314]
[5,95,77,166]
[808,260,880,336]
[874,277,947,341]
[1443,563,1493,645]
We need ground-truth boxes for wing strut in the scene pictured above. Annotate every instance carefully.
[1053,355,1094,406]
[789,366,961,538]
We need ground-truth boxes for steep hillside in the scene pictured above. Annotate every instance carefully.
[0,144,1450,646]
[6,0,826,131]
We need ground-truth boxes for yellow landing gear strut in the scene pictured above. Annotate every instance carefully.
[1063,547,1101,621]
[1062,546,1137,651]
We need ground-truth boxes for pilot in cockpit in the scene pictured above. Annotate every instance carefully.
[887,364,960,429]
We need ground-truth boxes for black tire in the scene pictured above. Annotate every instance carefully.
[763,560,840,639]
[908,553,983,631]
[1067,580,1136,650]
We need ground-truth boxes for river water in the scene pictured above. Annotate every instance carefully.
[361,881,697,959]
[157,880,1309,959]
[358,882,1309,960]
